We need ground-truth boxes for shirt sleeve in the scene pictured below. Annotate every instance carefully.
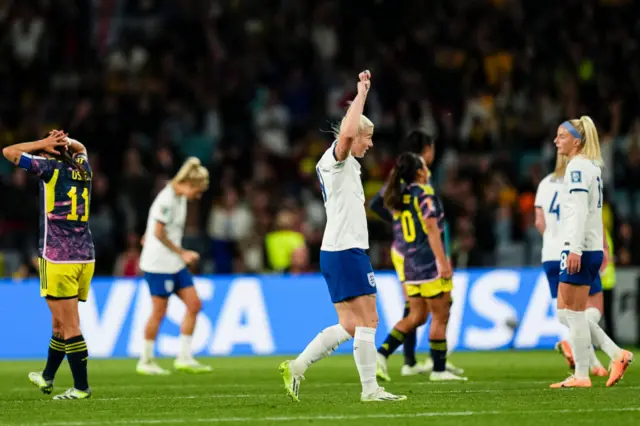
[563,164,590,255]
[73,153,93,176]
[369,187,393,223]
[151,191,172,224]
[416,188,438,220]
[17,153,55,182]
[567,166,589,194]
[319,142,348,172]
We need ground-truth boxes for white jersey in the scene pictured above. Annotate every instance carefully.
[560,156,604,255]
[316,142,369,251]
[139,184,187,273]
[535,173,564,262]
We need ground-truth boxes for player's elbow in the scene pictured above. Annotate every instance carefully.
[2,146,12,161]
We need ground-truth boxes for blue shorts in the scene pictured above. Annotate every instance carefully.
[558,250,604,290]
[320,248,377,303]
[143,268,194,298]
[544,260,602,299]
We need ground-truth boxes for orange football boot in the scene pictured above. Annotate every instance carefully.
[606,350,634,387]
[555,340,575,369]
[550,375,592,388]
[591,366,608,377]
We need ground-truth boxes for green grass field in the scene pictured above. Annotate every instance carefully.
[0,351,637,426]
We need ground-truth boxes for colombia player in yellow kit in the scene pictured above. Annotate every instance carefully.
[3,130,94,400]
[376,152,466,381]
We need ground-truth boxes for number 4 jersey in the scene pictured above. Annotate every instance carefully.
[534,173,564,262]
[392,183,444,283]
[19,153,95,263]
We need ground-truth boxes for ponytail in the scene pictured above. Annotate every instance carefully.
[569,115,603,167]
[383,167,404,211]
[383,152,424,211]
[553,154,568,178]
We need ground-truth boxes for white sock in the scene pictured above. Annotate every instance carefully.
[556,308,574,351]
[353,326,379,395]
[291,324,351,375]
[178,334,193,361]
[565,309,591,379]
[142,340,155,362]
[556,308,570,328]
[588,346,604,369]
[584,307,604,368]
[586,308,622,361]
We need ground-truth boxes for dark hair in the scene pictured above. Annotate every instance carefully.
[37,134,91,181]
[383,152,424,211]
[400,129,434,155]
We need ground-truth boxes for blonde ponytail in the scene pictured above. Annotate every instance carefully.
[553,154,568,178]
[569,115,603,167]
[172,157,210,190]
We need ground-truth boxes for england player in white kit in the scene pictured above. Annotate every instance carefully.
[535,154,608,377]
[279,71,406,402]
[550,117,633,389]
[137,157,213,375]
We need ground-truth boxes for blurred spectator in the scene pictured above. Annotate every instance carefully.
[206,187,253,273]
[113,232,143,277]
[0,0,639,274]
[265,209,306,273]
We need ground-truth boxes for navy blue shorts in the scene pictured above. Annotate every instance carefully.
[320,248,377,303]
[558,250,604,290]
[143,268,194,298]
[544,260,602,299]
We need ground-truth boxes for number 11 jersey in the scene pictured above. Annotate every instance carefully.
[19,153,95,263]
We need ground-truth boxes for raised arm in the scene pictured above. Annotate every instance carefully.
[67,137,88,157]
[2,131,68,165]
[334,70,371,161]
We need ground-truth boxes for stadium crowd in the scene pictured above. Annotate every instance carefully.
[1,0,640,278]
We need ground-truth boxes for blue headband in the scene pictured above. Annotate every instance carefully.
[562,121,582,140]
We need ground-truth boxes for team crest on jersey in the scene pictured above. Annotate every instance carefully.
[571,171,582,183]
[367,272,376,287]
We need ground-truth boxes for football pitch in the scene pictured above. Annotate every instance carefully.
[0,351,637,426]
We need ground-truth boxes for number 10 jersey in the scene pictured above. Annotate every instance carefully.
[391,183,444,283]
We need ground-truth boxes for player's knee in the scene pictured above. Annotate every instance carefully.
[62,324,82,339]
[340,321,356,337]
[407,311,426,328]
[187,298,202,315]
[364,314,378,329]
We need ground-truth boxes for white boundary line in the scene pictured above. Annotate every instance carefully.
[8,407,640,426]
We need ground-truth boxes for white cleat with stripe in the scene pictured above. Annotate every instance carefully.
[361,387,407,402]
